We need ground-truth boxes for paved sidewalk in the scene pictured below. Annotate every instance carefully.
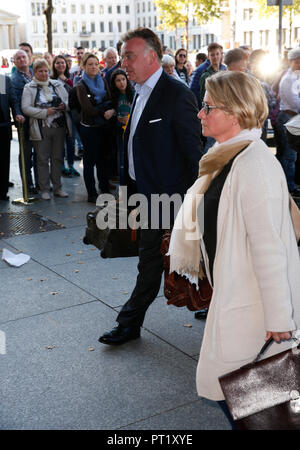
[0,131,230,430]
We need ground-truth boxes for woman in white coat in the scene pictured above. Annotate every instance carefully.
[168,71,300,427]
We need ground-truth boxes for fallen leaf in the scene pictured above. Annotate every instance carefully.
[88,347,95,352]
[46,345,55,350]
[27,277,32,281]
[66,253,71,256]
[78,250,83,254]
[74,269,79,273]
[91,248,96,251]
[112,276,118,280]
[122,291,129,295]
[184,324,193,328]
[40,278,46,282]
[50,291,58,295]
[77,261,83,264]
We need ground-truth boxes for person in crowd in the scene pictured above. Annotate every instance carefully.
[64,54,73,72]
[239,44,252,68]
[21,59,72,200]
[76,53,112,203]
[43,52,53,69]
[185,60,194,79]
[224,48,247,72]
[162,46,174,57]
[174,48,189,85]
[168,70,300,428]
[99,27,203,346]
[199,43,225,153]
[51,55,80,178]
[248,49,278,143]
[275,47,300,199]
[161,54,184,82]
[102,47,118,75]
[12,42,34,74]
[195,53,207,67]
[104,41,122,88]
[190,43,226,108]
[70,46,85,82]
[110,68,135,184]
[0,74,23,201]
[11,49,39,194]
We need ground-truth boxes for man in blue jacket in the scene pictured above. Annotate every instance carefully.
[11,49,38,194]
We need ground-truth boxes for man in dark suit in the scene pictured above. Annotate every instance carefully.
[99,28,203,345]
[0,74,23,201]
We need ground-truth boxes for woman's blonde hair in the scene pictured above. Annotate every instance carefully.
[205,71,268,129]
[33,58,49,72]
[82,53,99,67]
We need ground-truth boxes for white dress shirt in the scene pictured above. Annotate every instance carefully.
[279,68,300,113]
[128,67,163,180]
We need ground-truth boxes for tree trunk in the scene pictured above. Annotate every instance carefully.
[43,0,53,54]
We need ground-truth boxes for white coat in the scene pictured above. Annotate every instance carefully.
[196,139,300,401]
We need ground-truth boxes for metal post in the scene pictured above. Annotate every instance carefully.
[12,123,38,205]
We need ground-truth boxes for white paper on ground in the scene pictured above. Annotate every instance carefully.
[2,248,30,267]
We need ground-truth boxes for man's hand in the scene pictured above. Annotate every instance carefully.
[15,115,25,123]
[265,331,293,343]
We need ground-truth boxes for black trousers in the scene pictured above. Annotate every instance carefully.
[117,227,165,328]
[0,127,11,197]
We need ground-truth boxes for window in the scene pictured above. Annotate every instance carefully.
[126,21,130,31]
[108,5,112,13]
[36,2,41,15]
[99,5,104,14]
[137,3,140,13]
[148,17,151,27]
[109,40,114,47]
[90,5,95,14]
[62,21,67,33]
[108,21,113,32]
[61,5,66,14]
[81,4,85,14]
[92,40,97,48]
[100,22,104,32]
[71,4,76,13]
[72,21,77,33]
[126,5,130,14]
[31,2,36,16]
[142,2,145,12]
[148,1,151,11]
[33,21,38,34]
[154,16,157,27]
[118,21,122,32]
[117,5,121,13]
[52,20,57,33]
[100,40,105,50]
[244,31,253,47]
[243,8,253,21]
[82,21,87,33]
[91,22,95,33]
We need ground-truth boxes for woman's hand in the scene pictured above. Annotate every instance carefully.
[15,115,25,123]
[265,331,293,343]
[56,102,66,111]
[46,107,58,116]
[104,109,115,120]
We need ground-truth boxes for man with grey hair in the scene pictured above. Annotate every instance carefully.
[275,47,300,199]
[102,47,118,74]
[99,28,203,346]
[11,49,38,194]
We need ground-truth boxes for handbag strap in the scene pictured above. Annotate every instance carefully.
[253,335,300,364]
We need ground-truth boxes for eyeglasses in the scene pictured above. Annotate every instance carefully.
[178,54,187,58]
[201,102,222,115]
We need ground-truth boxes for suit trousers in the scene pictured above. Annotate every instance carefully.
[117,227,166,328]
[0,126,11,197]
[33,126,65,193]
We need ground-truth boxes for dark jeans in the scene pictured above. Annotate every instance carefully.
[18,122,38,189]
[79,124,110,196]
[275,111,298,192]
[0,127,11,196]
[117,227,166,328]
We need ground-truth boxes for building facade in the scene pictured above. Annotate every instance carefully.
[0,8,20,50]
[20,0,300,54]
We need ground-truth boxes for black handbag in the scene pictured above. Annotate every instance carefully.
[219,336,300,430]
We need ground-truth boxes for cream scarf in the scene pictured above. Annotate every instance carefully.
[33,76,53,102]
[168,129,300,286]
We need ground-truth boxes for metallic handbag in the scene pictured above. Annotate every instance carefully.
[219,336,300,430]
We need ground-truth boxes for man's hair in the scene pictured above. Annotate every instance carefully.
[224,48,247,67]
[19,42,33,54]
[76,46,84,51]
[104,47,118,59]
[122,27,163,61]
[207,43,223,54]
[196,53,207,62]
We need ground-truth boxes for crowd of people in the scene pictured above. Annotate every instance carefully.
[0,28,300,430]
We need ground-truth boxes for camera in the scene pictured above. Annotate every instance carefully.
[52,96,62,107]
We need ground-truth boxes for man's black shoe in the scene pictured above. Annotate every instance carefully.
[99,324,141,345]
[194,307,209,320]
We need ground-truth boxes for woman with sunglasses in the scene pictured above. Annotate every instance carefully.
[168,70,300,428]
[174,48,189,85]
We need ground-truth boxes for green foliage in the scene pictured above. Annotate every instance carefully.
[255,0,300,18]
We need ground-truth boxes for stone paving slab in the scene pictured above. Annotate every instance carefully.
[0,301,202,430]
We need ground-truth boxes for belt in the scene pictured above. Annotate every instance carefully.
[283,110,298,116]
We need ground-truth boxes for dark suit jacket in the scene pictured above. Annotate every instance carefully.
[0,75,17,140]
[123,70,203,204]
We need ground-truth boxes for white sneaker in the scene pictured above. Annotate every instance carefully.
[41,191,51,200]
[54,189,69,198]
